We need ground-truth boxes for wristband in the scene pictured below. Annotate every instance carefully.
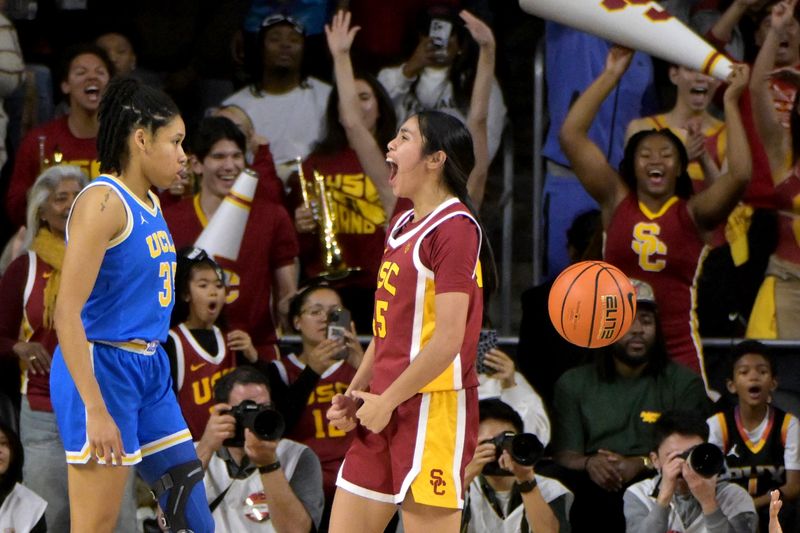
[516,478,538,493]
[584,455,593,470]
[257,461,281,474]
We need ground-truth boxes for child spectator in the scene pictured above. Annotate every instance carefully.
[165,247,259,440]
[707,340,800,531]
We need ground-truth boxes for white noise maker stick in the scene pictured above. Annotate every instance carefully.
[520,0,733,80]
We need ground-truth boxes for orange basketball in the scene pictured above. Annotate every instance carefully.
[548,261,637,348]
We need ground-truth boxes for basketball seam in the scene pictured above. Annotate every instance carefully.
[558,261,602,346]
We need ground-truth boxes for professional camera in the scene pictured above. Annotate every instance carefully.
[482,431,544,476]
[222,400,285,447]
[678,443,724,478]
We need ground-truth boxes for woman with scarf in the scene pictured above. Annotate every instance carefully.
[0,165,87,532]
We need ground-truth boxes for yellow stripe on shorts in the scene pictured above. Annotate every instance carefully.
[411,390,463,508]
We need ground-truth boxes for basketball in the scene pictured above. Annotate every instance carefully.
[548,261,637,348]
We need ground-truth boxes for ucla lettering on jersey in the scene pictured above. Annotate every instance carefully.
[70,175,177,342]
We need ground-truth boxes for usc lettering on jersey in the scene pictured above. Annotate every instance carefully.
[370,198,482,394]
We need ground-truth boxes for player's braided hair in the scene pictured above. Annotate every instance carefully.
[416,110,497,296]
[97,77,180,174]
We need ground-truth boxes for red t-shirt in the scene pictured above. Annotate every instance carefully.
[371,198,482,395]
[6,116,101,227]
[604,194,707,373]
[164,195,299,359]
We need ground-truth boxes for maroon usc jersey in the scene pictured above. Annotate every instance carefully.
[168,324,235,439]
[371,198,482,394]
[273,353,356,500]
[604,194,708,375]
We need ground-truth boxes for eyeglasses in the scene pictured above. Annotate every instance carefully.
[299,305,341,319]
[261,13,304,35]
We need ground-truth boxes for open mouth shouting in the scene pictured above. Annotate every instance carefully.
[386,157,398,186]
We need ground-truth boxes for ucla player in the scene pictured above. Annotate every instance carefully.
[50,77,214,533]
[559,46,751,393]
[325,110,495,533]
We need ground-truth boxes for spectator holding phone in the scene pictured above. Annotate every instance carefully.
[377,5,507,164]
[476,336,552,447]
[271,284,363,523]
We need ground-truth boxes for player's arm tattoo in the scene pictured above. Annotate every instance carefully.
[100,190,111,212]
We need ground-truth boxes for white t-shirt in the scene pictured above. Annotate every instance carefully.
[466,475,573,533]
[377,65,507,161]
[223,78,332,169]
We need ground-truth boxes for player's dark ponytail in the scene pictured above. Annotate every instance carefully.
[416,110,498,296]
[97,77,180,174]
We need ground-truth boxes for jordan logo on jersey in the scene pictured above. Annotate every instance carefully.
[140,212,148,225]
[429,469,447,496]
[728,444,739,458]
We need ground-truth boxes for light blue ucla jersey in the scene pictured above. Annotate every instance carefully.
[69,175,177,342]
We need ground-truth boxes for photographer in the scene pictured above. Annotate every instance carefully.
[624,411,757,533]
[195,367,324,532]
[463,399,571,533]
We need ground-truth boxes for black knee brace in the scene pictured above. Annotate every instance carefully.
[151,459,204,533]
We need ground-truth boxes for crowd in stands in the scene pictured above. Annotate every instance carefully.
[2,0,800,531]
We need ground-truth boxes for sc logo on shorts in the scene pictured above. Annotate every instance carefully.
[429,469,447,496]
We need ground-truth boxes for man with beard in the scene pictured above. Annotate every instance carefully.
[551,279,712,533]
[222,14,331,178]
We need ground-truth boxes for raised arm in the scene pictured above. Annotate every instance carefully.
[460,10,495,208]
[708,0,760,47]
[749,0,797,176]
[54,185,127,465]
[325,10,396,216]
[690,64,752,233]
[558,46,631,213]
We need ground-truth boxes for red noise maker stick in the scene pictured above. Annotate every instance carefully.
[519,0,733,80]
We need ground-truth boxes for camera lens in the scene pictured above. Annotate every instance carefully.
[250,408,285,441]
[509,434,544,466]
[685,443,724,478]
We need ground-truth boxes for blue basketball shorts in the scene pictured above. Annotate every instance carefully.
[50,341,191,465]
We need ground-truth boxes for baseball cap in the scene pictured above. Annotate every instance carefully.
[261,13,305,35]
[630,278,656,307]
